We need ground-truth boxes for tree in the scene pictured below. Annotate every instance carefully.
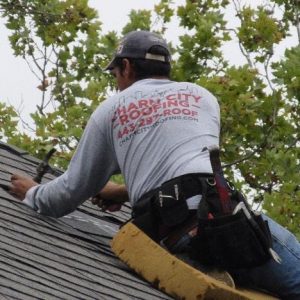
[0,0,299,237]
[0,0,118,167]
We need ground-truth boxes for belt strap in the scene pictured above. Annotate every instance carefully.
[204,146,232,214]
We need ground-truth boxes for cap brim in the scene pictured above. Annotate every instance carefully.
[104,57,116,71]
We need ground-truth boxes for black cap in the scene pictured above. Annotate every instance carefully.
[105,30,171,71]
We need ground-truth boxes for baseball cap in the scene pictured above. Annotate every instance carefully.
[104,30,171,71]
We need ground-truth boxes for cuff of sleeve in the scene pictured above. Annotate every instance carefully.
[23,185,40,211]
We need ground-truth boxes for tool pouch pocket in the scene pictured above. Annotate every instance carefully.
[189,210,273,269]
[156,196,189,227]
[154,179,189,227]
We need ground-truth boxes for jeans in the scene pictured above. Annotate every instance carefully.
[174,214,300,300]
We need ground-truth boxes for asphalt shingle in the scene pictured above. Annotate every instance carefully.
[0,142,171,300]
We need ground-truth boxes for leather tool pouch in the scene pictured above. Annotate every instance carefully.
[189,189,274,269]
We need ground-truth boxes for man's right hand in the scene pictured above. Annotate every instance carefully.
[91,181,129,212]
[10,174,38,200]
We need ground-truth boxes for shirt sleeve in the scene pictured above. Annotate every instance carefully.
[25,116,120,218]
[23,185,39,210]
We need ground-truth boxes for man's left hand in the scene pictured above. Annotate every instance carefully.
[91,181,129,212]
[91,196,124,212]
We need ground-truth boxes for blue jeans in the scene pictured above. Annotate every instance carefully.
[174,215,300,299]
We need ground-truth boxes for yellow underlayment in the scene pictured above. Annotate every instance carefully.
[111,222,278,300]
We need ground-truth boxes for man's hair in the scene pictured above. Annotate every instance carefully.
[114,45,171,80]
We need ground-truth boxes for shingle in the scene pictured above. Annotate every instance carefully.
[0,255,101,300]
[0,143,172,300]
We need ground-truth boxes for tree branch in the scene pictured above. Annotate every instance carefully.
[296,2,300,44]
[232,0,255,69]
[24,56,41,81]
[263,51,275,92]
[39,45,48,113]
[223,124,273,168]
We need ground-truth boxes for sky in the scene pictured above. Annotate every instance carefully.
[0,0,298,129]
[0,0,178,127]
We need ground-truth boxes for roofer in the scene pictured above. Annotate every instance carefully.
[10,30,300,299]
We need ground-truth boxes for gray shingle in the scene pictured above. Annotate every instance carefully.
[0,143,171,300]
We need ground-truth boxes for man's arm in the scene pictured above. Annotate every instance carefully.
[9,175,127,213]
[9,114,120,218]
[91,181,129,212]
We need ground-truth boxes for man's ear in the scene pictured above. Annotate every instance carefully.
[122,58,134,77]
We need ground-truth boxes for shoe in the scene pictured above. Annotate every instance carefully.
[175,252,235,288]
[205,268,235,288]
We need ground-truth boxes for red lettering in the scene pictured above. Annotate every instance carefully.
[127,102,139,111]
[152,103,161,112]
[129,110,141,120]
[138,99,149,108]
[119,114,128,125]
[139,119,145,127]
[142,107,153,115]
[166,94,176,101]
[167,100,178,107]
[182,109,191,115]
[193,95,201,103]
[179,100,189,107]
[181,93,191,101]
[129,123,135,132]
[123,127,129,136]
[172,108,181,114]
[117,106,126,115]
[145,117,153,125]
[118,126,130,138]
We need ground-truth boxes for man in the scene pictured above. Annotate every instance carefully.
[10,30,300,299]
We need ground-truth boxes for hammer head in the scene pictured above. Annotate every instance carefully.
[33,148,56,183]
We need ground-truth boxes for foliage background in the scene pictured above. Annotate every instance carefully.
[0,0,299,238]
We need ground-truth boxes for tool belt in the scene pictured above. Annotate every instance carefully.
[132,173,211,241]
[132,172,278,269]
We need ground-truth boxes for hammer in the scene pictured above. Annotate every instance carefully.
[33,148,56,183]
[0,148,56,193]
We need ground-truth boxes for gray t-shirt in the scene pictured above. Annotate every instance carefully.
[24,79,220,217]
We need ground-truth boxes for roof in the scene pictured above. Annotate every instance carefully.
[0,141,172,300]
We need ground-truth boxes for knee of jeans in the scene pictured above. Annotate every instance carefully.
[264,215,300,259]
